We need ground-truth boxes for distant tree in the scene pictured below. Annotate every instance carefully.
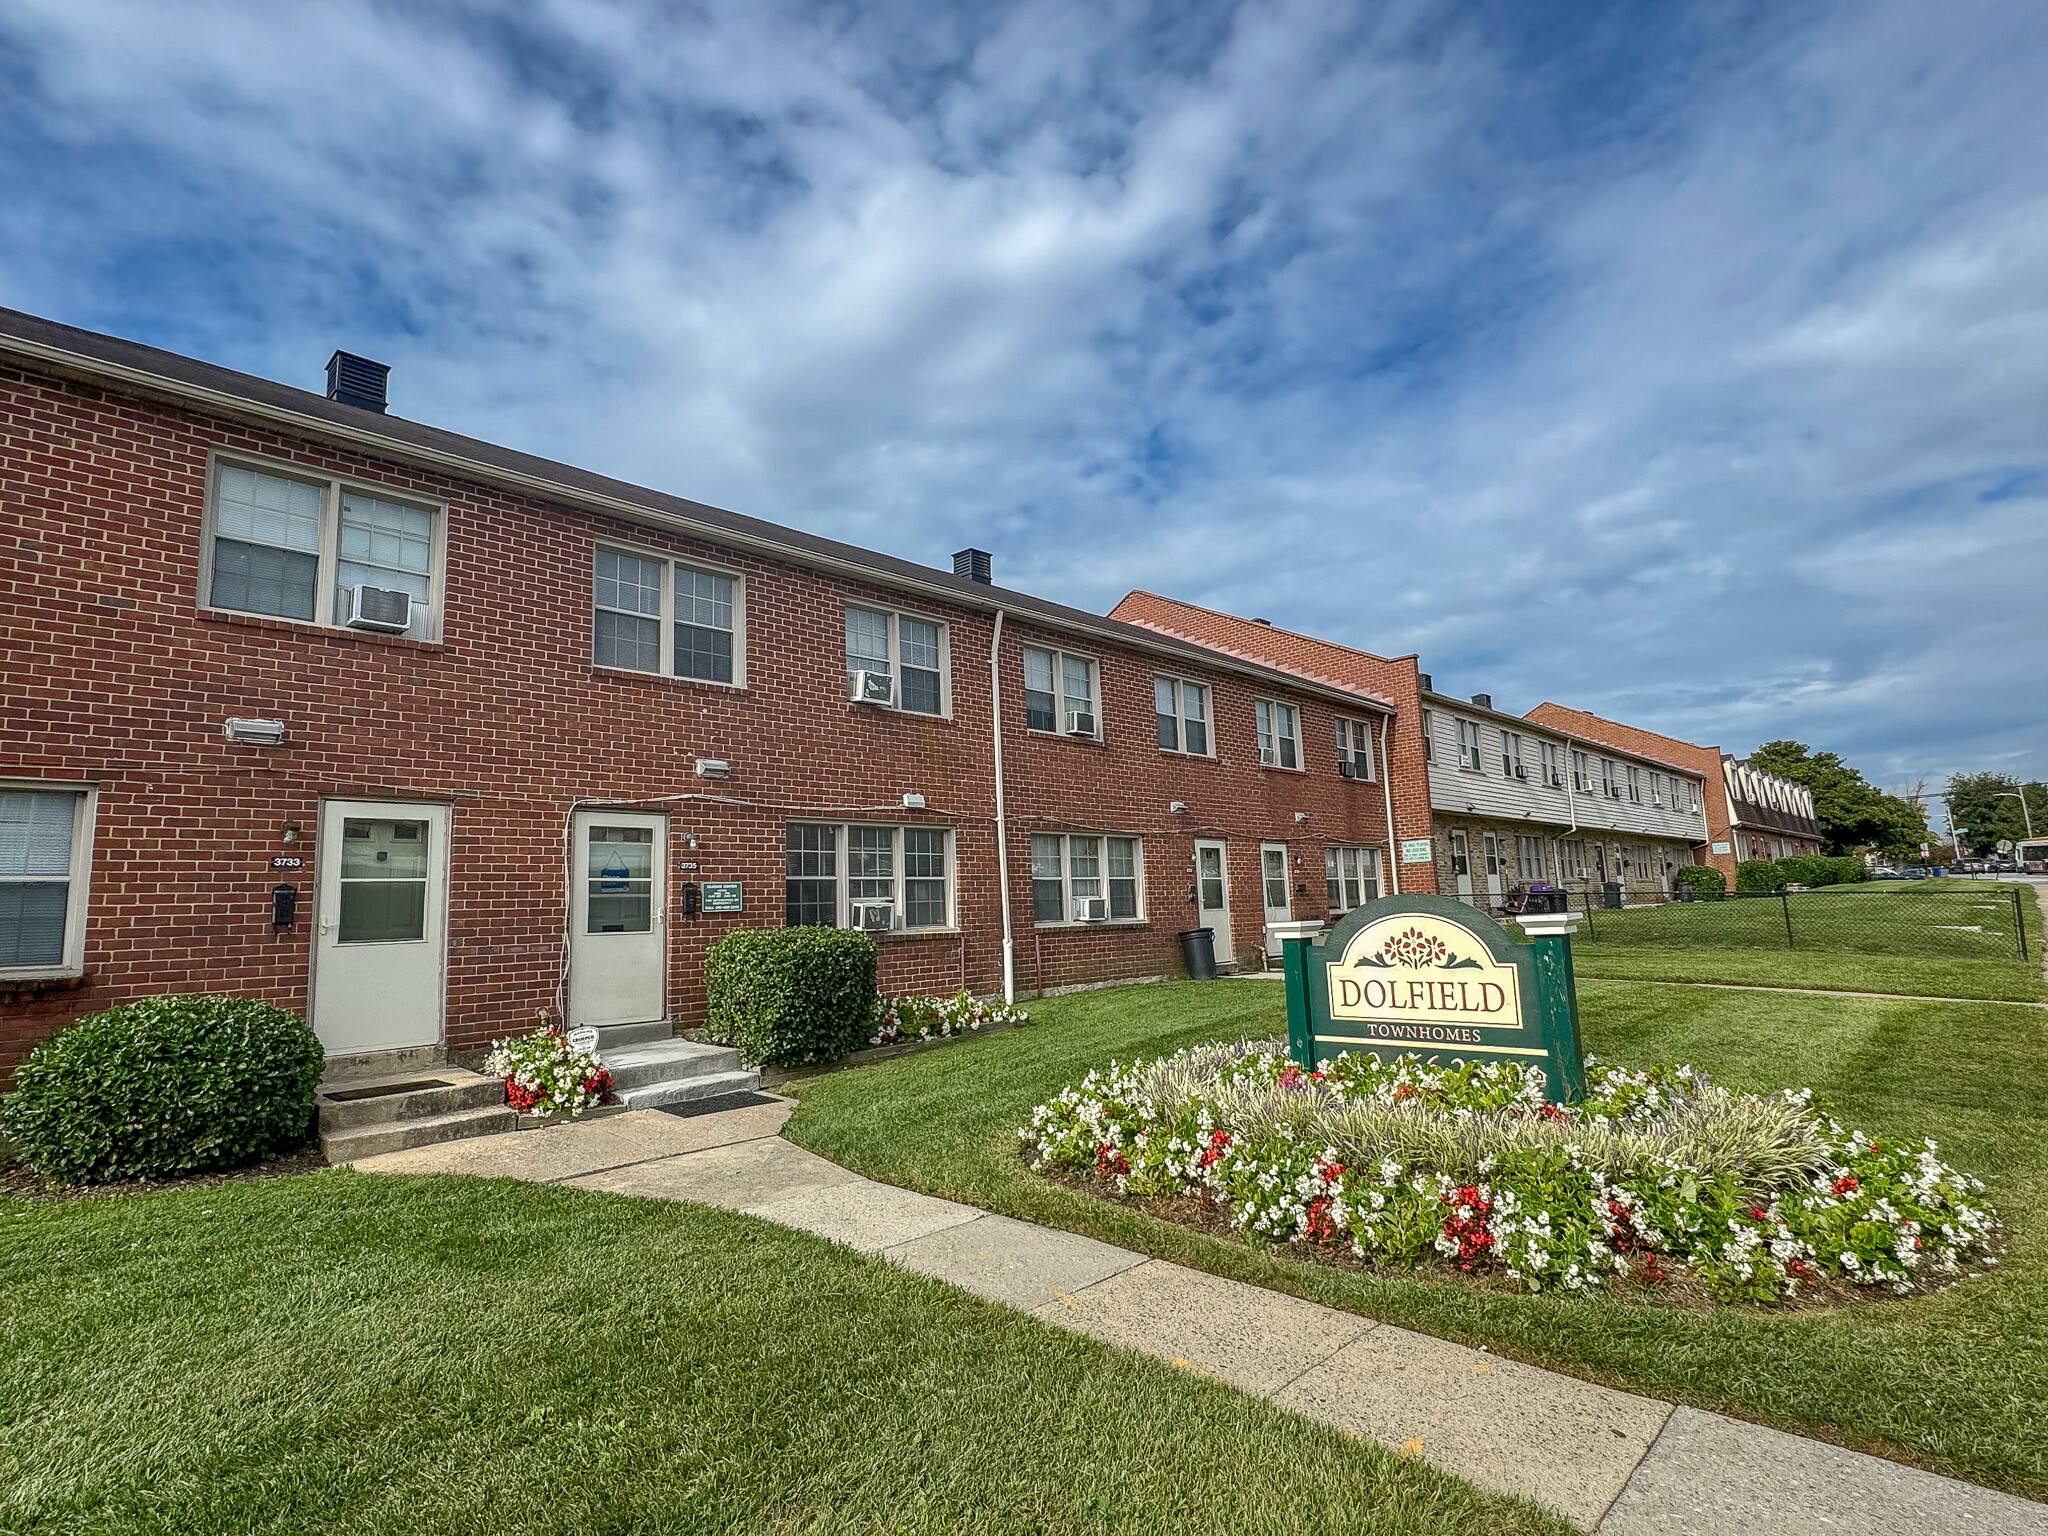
[1747,740,1928,856]
[1946,772,2048,854]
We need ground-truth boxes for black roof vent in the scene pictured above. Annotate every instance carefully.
[326,350,389,413]
[1250,617,1273,627]
[952,548,993,584]
[1471,693,1493,710]
[1418,672,1433,693]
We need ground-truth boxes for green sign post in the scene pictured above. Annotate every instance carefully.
[1276,894,1588,1102]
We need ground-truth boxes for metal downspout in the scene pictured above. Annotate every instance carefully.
[1379,711,1400,895]
[989,610,1015,1004]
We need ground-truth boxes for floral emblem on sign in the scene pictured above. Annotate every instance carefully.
[1381,927,1448,968]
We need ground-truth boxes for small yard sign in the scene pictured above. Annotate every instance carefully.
[1277,894,1587,1101]
[700,882,744,913]
[1399,838,1434,864]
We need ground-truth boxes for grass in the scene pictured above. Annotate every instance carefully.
[782,977,2048,1500]
[0,1172,1568,1536]
[1571,943,2047,1003]
[1575,882,2039,962]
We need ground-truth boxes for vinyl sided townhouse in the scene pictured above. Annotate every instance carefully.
[1523,704,1822,883]
[0,309,1408,1080]
[1110,595,1711,904]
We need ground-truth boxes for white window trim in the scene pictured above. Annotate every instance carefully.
[1153,673,1214,757]
[0,780,98,978]
[200,450,448,643]
[1456,719,1485,773]
[786,823,956,931]
[1420,708,1434,763]
[1022,644,1102,739]
[593,540,748,689]
[849,604,953,718]
[1031,832,1146,927]
[1322,843,1383,913]
[1255,698,1303,771]
[1335,718,1378,780]
[1540,741,1565,789]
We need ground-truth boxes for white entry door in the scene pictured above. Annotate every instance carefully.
[1449,829,1474,900]
[569,811,666,1028]
[1483,832,1504,904]
[312,800,450,1055]
[1194,840,1232,970]
[1260,843,1292,958]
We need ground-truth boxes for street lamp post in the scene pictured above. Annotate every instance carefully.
[1995,791,2036,841]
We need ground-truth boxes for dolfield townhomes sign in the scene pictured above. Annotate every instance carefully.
[1276,895,1588,1102]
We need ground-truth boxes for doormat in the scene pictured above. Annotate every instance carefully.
[321,1078,452,1102]
[657,1091,781,1120]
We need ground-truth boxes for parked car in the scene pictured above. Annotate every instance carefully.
[1989,859,2019,873]
[1901,866,1931,880]
[1871,867,1904,880]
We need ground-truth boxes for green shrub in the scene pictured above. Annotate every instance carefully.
[1,995,323,1185]
[1673,865,1727,900]
[703,928,879,1068]
[1829,856,1869,884]
[1735,860,1783,893]
[1772,855,1838,888]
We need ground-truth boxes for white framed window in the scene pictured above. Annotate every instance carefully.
[1571,749,1591,793]
[1650,772,1666,808]
[1500,730,1526,779]
[1420,708,1434,763]
[1601,758,1620,799]
[1457,719,1485,772]
[1031,833,1142,923]
[784,823,953,929]
[1154,675,1211,755]
[1256,700,1301,770]
[1515,835,1546,880]
[594,547,743,685]
[847,606,948,716]
[1323,845,1381,911]
[1540,741,1564,788]
[1024,646,1099,737]
[202,455,444,640]
[1627,765,1644,804]
[1335,718,1377,780]
[0,785,96,976]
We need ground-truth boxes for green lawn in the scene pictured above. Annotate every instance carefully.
[1575,883,2038,962]
[1571,943,2047,1003]
[783,978,2048,1500]
[0,1173,1566,1536]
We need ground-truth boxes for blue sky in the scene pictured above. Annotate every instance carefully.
[4,0,2044,791]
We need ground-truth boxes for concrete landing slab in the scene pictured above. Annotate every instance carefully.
[564,1136,863,1211]
[347,1108,732,1181]
[1271,1323,1670,1530]
[883,1213,1145,1311]
[1032,1259,1376,1396]
[747,1180,985,1252]
[1601,1407,2048,1535]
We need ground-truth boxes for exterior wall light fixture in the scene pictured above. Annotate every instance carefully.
[223,717,287,747]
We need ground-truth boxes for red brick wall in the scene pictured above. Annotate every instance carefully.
[1108,592,1439,895]
[2,362,1397,1074]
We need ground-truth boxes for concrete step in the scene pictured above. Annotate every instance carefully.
[617,1068,762,1112]
[316,1067,506,1132]
[321,1105,517,1162]
[590,1019,673,1050]
[598,1038,748,1094]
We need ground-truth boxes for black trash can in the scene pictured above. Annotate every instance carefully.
[1602,882,1624,910]
[1178,927,1218,981]
[1676,885,1696,903]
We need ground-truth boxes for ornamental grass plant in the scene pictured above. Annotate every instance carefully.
[1022,1044,1998,1303]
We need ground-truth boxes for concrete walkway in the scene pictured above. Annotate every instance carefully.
[352,1101,2048,1535]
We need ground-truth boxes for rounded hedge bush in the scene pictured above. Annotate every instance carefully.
[703,928,879,1068]
[1672,864,1726,900]
[1,994,324,1185]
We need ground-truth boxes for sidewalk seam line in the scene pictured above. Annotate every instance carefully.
[1589,1401,1682,1531]
[540,1131,783,1185]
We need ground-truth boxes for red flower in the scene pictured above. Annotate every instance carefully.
[1440,1185,1496,1270]
[1831,1175,1860,1197]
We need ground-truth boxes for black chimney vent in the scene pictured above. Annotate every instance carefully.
[1471,693,1493,710]
[326,350,390,413]
[1417,672,1433,692]
[952,548,993,584]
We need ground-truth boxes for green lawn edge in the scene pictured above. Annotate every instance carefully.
[1571,943,2047,1002]
[781,977,2048,1502]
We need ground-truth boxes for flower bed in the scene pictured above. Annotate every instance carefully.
[1020,1043,1999,1303]
[870,989,1028,1048]
[484,1028,614,1119]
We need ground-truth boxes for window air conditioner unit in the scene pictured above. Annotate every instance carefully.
[848,901,895,933]
[849,670,895,706]
[1072,896,1110,922]
[1549,770,1565,787]
[1513,765,1528,780]
[345,585,412,633]
[1064,710,1097,737]
[1338,759,1365,780]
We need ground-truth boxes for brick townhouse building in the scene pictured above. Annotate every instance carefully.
[1523,704,1822,882]
[0,308,1407,1082]
[1109,594,1710,905]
